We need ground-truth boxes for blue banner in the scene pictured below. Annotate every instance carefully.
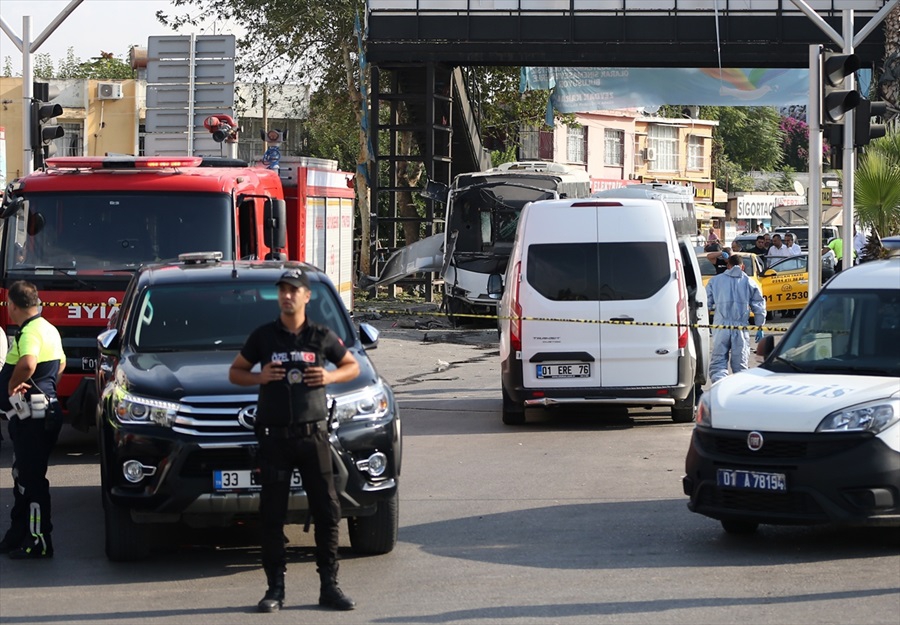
[523,67,812,112]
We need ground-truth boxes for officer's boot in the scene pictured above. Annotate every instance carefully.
[257,567,285,613]
[318,563,356,611]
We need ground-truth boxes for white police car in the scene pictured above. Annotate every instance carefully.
[683,239,900,534]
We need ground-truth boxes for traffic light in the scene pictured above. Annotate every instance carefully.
[820,49,860,126]
[31,81,65,169]
[854,98,888,147]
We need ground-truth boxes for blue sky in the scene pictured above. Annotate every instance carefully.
[1,0,239,73]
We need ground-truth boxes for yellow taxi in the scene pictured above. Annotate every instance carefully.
[697,252,765,322]
[759,253,815,318]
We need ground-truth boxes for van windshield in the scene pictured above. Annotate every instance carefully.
[527,242,670,301]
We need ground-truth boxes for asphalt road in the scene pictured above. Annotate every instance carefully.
[0,311,897,625]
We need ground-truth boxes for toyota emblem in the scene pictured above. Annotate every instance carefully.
[238,405,258,430]
[747,431,764,451]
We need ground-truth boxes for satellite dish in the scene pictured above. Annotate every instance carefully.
[793,180,805,197]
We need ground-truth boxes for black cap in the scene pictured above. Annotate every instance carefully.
[276,268,310,289]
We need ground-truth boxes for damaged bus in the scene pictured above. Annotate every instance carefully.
[375,161,590,320]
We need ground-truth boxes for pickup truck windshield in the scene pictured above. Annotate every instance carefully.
[132,281,354,351]
[5,192,234,271]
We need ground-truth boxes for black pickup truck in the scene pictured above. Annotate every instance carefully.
[95,253,401,561]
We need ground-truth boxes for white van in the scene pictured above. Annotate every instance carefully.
[496,197,710,425]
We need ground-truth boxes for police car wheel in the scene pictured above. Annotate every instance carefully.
[721,519,759,535]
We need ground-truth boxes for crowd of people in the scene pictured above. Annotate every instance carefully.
[704,223,866,277]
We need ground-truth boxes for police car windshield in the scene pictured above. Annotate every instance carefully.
[768,289,900,377]
[132,281,353,351]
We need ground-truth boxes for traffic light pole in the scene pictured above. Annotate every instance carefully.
[793,0,897,297]
[842,10,856,277]
[0,0,84,175]
[808,43,823,299]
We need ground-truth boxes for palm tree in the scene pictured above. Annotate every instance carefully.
[855,128,900,256]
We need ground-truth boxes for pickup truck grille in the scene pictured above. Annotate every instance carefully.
[172,394,258,437]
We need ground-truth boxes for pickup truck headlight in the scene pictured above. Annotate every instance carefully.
[113,392,179,428]
[816,399,899,433]
[330,382,390,423]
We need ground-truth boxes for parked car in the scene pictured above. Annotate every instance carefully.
[95,253,401,561]
[772,226,840,251]
[696,251,765,323]
[683,242,900,534]
[495,197,709,425]
[730,234,763,253]
[758,253,817,318]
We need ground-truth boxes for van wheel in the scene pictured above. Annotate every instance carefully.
[671,386,696,423]
[721,519,759,535]
[501,387,526,425]
[766,310,774,322]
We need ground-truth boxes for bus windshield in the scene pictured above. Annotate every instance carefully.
[5,192,234,271]
[448,176,561,254]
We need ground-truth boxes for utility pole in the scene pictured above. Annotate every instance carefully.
[0,0,85,175]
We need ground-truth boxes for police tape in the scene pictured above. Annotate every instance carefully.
[3,300,781,333]
[354,307,785,333]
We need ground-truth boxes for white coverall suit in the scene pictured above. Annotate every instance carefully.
[706,264,767,383]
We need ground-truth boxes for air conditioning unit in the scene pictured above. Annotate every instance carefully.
[98,82,123,100]
[644,147,657,161]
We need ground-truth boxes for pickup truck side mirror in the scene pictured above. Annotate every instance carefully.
[97,328,121,356]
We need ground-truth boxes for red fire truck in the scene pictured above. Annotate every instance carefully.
[0,154,354,430]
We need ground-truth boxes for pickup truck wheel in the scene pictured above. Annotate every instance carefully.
[103,490,150,562]
[501,387,526,425]
[671,386,696,423]
[348,490,398,555]
[721,519,759,535]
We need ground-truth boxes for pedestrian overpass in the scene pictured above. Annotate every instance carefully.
[363,0,890,283]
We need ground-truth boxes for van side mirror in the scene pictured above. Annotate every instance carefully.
[264,198,287,252]
[487,273,504,299]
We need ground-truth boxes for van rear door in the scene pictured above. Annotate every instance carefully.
[519,204,601,390]
[596,240,681,387]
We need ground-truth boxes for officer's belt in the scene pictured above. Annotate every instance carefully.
[258,420,327,438]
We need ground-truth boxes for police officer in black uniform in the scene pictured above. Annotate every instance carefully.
[0,281,66,559]
[229,268,360,613]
